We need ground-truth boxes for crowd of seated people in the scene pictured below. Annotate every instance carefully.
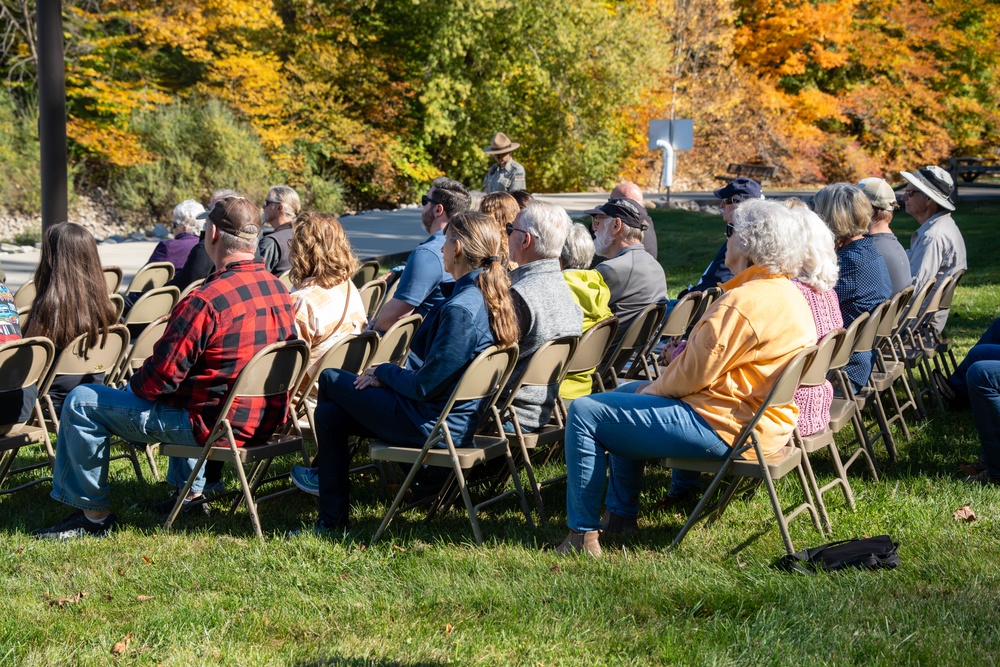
[4,164,985,552]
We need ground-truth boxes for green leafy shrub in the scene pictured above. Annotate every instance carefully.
[0,90,43,214]
[11,224,41,246]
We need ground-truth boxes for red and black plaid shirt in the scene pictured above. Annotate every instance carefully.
[130,260,296,447]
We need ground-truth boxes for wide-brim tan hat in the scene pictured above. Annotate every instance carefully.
[900,166,956,212]
[483,132,520,155]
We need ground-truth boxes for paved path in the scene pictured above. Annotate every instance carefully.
[4,185,997,292]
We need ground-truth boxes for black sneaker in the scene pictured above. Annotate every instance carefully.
[154,491,210,516]
[33,510,118,540]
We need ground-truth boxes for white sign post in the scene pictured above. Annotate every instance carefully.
[648,119,693,202]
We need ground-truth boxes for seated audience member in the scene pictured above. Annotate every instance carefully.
[813,183,892,393]
[259,185,301,275]
[510,190,533,210]
[168,189,239,290]
[0,279,20,343]
[33,197,296,539]
[288,212,369,386]
[902,165,966,331]
[686,178,764,296]
[934,317,1000,410]
[963,360,1000,485]
[784,201,843,436]
[0,278,25,426]
[557,200,816,556]
[587,197,666,354]
[148,200,205,272]
[558,223,612,401]
[505,202,583,431]
[289,211,520,532]
[479,191,519,270]
[24,223,119,415]
[610,182,657,260]
[858,177,910,294]
[369,177,470,333]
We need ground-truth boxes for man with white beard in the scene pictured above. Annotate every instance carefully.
[586,197,667,354]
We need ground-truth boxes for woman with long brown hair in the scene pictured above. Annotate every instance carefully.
[479,191,519,270]
[25,222,119,412]
[290,210,519,532]
[288,212,368,384]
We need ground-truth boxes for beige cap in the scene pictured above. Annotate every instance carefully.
[857,177,898,211]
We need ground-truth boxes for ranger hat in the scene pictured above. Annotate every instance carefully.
[857,177,899,211]
[196,196,262,240]
[900,165,956,212]
[583,197,648,231]
[483,132,521,155]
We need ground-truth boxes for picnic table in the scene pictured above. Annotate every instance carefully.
[715,163,777,184]
[948,156,1000,183]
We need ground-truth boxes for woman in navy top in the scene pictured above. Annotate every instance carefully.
[292,211,520,532]
[813,183,893,391]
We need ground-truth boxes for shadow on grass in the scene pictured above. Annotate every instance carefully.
[294,658,445,667]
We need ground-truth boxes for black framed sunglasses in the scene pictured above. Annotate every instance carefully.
[264,199,280,208]
[720,196,746,206]
[505,222,527,237]
[421,195,439,207]
[726,223,735,238]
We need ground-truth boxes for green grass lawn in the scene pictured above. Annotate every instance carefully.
[3,201,1000,666]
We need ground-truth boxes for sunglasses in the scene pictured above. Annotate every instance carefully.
[726,223,735,238]
[264,199,280,207]
[505,222,528,237]
[421,195,439,207]
[720,196,746,206]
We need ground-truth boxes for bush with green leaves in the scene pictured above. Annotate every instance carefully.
[0,90,44,215]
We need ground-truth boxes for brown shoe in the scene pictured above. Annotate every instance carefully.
[600,511,638,536]
[556,530,602,557]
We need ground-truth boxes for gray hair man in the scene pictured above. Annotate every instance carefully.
[505,201,583,431]
[901,165,967,331]
[370,177,471,333]
[858,177,910,294]
[609,181,656,259]
[259,185,301,275]
[586,197,667,355]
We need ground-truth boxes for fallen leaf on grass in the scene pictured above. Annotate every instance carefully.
[392,545,406,552]
[953,504,977,522]
[550,564,562,575]
[104,595,113,601]
[136,595,154,602]
[117,569,125,576]
[445,623,453,637]
[111,632,132,655]
[141,556,152,565]
[47,591,88,607]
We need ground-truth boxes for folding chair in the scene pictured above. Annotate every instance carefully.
[123,286,179,339]
[871,287,918,442]
[663,345,823,555]
[277,270,294,291]
[827,312,880,481]
[367,314,422,368]
[161,339,310,538]
[561,316,618,402]
[792,328,850,532]
[644,291,702,379]
[890,277,939,418]
[929,269,965,376]
[497,336,578,521]
[16,306,29,332]
[369,344,533,545]
[899,276,954,414]
[358,279,387,320]
[125,261,175,295]
[687,286,722,337]
[352,260,380,289]
[178,278,206,301]
[0,337,55,496]
[110,293,125,320]
[597,302,666,388]
[12,280,35,310]
[103,266,124,294]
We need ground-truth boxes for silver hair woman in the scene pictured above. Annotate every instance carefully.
[811,183,892,392]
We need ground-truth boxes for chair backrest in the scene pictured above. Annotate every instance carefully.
[16,306,30,332]
[38,325,130,396]
[920,274,951,316]
[798,329,846,388]
[110,293,125,320]
[294,331,380,399]
[123,286,180,337]
[103,266,124,294]
[13,280,35,310]
[829,311,869,371]
[451,345,520,404]
[126,261,175,295]
[113,314,170,385]
[566,316,619,375]
[497,337,577,418]
[277,270,294,291]
[937,268,965,311]
[879,285,914,338]
[851,301,890,356]
[0,337,55,435]
[358,279,387,320]
[178,278,206,301]
[898,277,936,328]
[600,302,666,373]
[690,286,723,329]
[352,260,380,288]
[206,339,310,441]
[368,314,422,367]
[659,292,701,339]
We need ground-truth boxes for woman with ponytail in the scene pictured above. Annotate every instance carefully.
[291,211,519,533]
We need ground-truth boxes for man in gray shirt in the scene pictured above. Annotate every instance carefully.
[858,177,911,294]
[587,197,667,351]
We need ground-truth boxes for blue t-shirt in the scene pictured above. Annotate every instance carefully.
[393,231,454,317]
[835,236,893,390]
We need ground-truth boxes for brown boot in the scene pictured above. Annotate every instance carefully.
[556,530,602,557]
[600,511,638,536]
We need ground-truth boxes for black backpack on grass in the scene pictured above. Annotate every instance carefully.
[777,535,900,574]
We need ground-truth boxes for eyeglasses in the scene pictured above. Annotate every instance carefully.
[720,196,746,206]
[900,189,922,200]
[264,199,280,208]
[421,195,439,207]
[725,223,735,238]
[505,222,528,237]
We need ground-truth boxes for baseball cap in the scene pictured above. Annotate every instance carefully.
[583,197,648,230]
[713,177,763,201]
[856,177,898,211]
[196,196,262,240]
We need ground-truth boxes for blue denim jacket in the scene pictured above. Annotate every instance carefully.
[374,269,496,446]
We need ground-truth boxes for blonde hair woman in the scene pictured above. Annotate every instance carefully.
[479,191,520,270]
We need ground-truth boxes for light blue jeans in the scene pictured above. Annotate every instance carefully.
[51,384,200,512]
[564,381,729,533]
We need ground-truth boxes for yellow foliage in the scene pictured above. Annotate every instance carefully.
[66,119,156,167]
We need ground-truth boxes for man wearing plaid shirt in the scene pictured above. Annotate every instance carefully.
[34,196,297,540]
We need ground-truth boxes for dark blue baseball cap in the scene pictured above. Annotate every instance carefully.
[713,177,763,200]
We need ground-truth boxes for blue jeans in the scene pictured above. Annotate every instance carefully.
[950,318,1000,398]
[564,381,729,533]
[966,361,1000,478]
[51,384,200,512]
[314,369,426,527]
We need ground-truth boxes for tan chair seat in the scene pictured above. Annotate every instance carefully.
[370,435,508,468]
[662,445,801,480]
[161,433,306,465]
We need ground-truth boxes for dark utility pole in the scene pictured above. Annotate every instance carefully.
[37,0,68,232]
